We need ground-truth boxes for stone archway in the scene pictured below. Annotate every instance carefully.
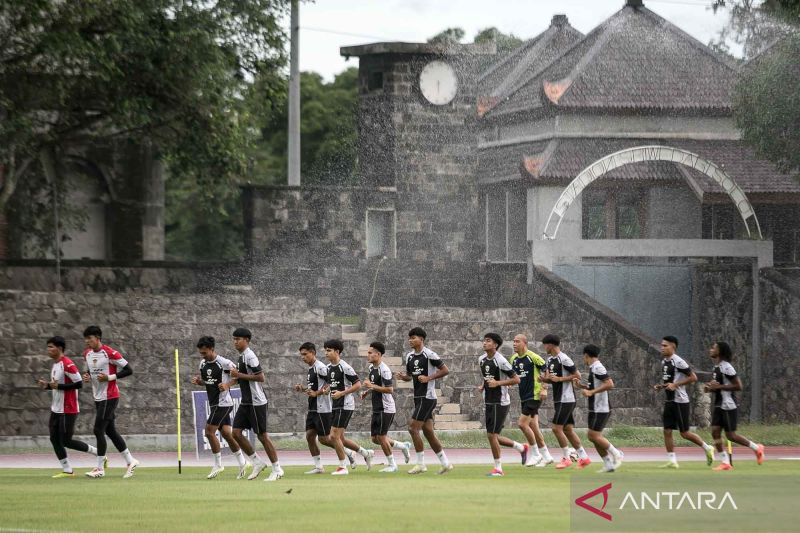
[541,145,763,240]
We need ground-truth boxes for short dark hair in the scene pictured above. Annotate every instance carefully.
[369,341,385,355]
[83,325,102,338]
[408,327,427,339]
[323,339,344,353]
[484,333,503,348]
[583,344,600,358]
[196,336,215,349]
[663,335,679,347]
[715,341,732,362]
[232,327,252,340]
[299,342,316,353]
[47,336,66,351]
[541,334,560,346]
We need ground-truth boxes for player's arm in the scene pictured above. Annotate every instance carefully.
[420,360,449,383]
[490,371,520,388]
[583,376,614,397]
[369,383,393,394]
[707,375,742,392]
[396,371,412,382]
[668,367,696,390]
[100,350,132,381]
[343,377,361,395]
[233,370,263,382]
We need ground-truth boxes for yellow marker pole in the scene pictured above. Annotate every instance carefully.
[727,439,733,466]
[175,348,182,474]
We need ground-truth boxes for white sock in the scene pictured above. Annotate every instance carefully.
[607,444,620,457]
[392,440,409,449]
[540,446,553,460]
[97,456,106,469]
[603,455,613,468]
[313,455,322,469]
[338,459,347,468]
[667,452,677,462]
[59,458,71,472]
[249,453,264,465]
[494,459,502,470]
[358,447,370,457]
[121,449,134,464]
[345,449,356,460]
[436,450,449,467]
[88,445,98,456]
[234,450,246,467]
[213,452,222,467]
[702,442,714,452]
[720,451,729,464]
[748,441,759,451]
[387,455,396,467]
[562,447,571,459]
[271,461,281,471]
[528,445,542,458]
[512,442,524,452]
[577,447,589,460]
[416,452,425,465]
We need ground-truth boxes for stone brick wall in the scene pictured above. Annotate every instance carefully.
[363,265,666,429]
[691,265,800,423]
[0,290,344,437]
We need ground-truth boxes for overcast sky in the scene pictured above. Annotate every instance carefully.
[297,0,738,81]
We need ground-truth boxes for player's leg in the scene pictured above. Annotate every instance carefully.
[676,402,713,466]
[518,413,536,445]
[722,409,764,465]
[102,399,138,476]
[329,423,349,475]
[49,413,73,477]
[376,413,397,472]
[422,417,452,474]
[219,416,247,474]
[204,407,226,478]
[529,413,553,465]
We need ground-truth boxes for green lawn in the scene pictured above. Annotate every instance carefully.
[0,462,795,533]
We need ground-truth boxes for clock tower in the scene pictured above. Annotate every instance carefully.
[341,42,495,262]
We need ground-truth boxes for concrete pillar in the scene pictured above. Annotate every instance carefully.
[287,0,301,187]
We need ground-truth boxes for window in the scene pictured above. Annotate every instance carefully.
[485,188,527,262]
[366,209,395,258]
[368,71,384,91]
[582,188,646,239]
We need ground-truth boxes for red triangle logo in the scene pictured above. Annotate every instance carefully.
[575,482,613,521]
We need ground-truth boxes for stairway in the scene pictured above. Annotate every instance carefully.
[343,325,481,430]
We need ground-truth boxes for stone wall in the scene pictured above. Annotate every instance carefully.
[364,265,666,429]
[0,290,346,437]
[691,265,800,423]
[0,261,245,293]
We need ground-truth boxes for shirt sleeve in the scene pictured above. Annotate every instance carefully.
[64,361,82,382]
[675,356,692,375]
[107,347,129,368]
[594,363,611,381]
[562,355,576,373]
[722,363,737,377]
[245,351,262,373]
[380,366,393,384]
[220,357,235,372]
[428,350,444,368]
[344,363,359,383]
[499,355,516,378]
[316,363,329,378]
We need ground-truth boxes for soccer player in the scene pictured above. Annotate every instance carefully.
[654,335,715,468]
[576,344,623,473]
[477,333,526,477]
[324,339,372,475]
[703,341,765,470]
[37,336,97,478]
[293,341,335,474]
[81,325,139,479]
[361,341,412,473]
[190,336,248,479]
[229,327,284,482]
[397,327,453,475]
[540,334,591,469]
[509,334,554,467]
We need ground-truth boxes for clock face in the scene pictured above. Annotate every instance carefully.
[419,60,458,105]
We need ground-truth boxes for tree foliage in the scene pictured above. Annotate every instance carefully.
[474,27,524,53]
[427,27,466,44]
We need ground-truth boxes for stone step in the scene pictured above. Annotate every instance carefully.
[434,413,470,422]
[438,403,461,414]
[383,356,403,365]
[343,332,367,342]
[341,324,360,334]
[396,381,413,389]
[435,420,483,430]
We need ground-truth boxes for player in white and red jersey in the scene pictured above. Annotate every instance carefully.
[37,336,97,478]
[81,325,139,479]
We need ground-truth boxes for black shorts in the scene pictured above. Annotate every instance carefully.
[521,399,541,417]
[233,404,268,434]
[412,398,437,422]
[711,407,738,432]
[207,405,233,427]
[485,404,510,434]
[332,409,353,429]
[552,402,576,426]
[662,402,691,432]
[305,411,332,436]
[49,412,78,440]
[588,412,610,432]
[94,398,119,425]
[371,412,395,436]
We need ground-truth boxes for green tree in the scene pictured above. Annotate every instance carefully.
[0,0,289,256]
[428,27,466,44]
[473,27,524,53]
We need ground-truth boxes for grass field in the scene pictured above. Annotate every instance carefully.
[0,461,796,533]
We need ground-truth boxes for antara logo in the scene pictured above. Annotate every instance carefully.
[575,482,613,521]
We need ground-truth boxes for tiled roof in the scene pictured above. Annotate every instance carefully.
[477,16,583,116]
[479,137,800,194]
[490,4,740,115]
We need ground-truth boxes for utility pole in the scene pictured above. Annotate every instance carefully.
[287,0,301,186]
